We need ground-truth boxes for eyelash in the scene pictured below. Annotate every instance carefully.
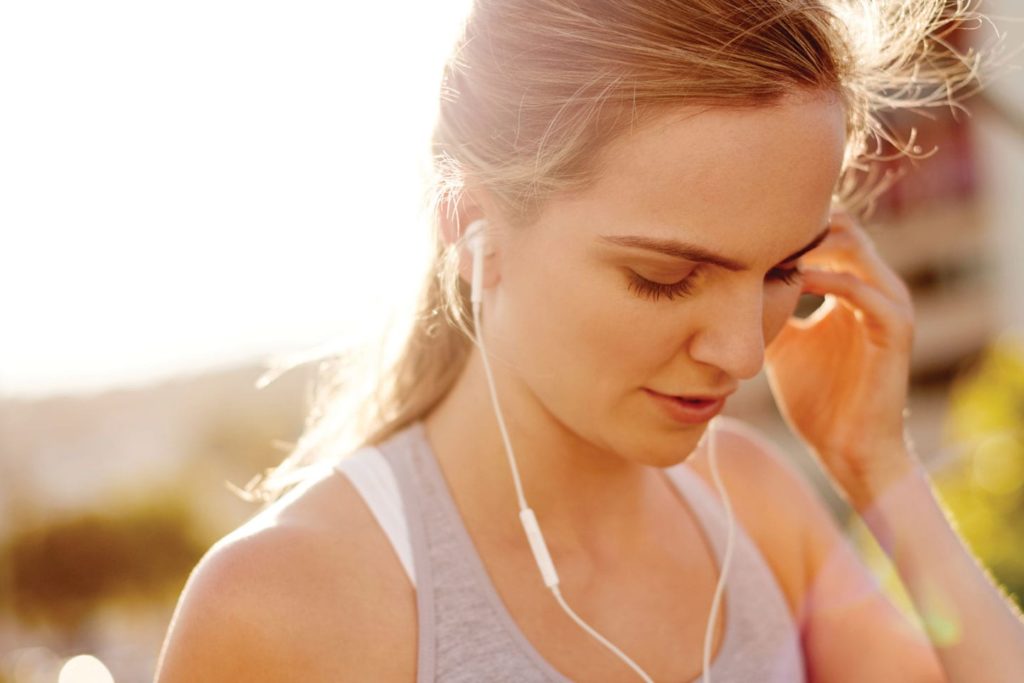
[627,265,803,302]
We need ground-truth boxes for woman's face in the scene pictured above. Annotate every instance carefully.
[484,91,847,465]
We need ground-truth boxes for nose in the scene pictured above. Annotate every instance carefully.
[687,286,766,381]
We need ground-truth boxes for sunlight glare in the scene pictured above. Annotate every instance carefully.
[0,0,475,397]
[58,655,115,683]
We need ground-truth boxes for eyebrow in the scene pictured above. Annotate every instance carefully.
[597,225,831,271]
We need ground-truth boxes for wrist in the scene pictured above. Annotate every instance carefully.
[821,440,923,514]
[851,457,934,559]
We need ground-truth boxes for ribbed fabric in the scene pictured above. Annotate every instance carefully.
[339,420,805,682]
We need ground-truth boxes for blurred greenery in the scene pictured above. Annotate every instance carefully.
[0,495,208,639]
[851,331,1024,633]
[938,332,1024,605]
[0,393,300,680]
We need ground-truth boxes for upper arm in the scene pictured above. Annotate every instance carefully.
[154,530,309,682]
[797,481,946,682]
[712,418,945,683]
[155,470,417,683]
[153,528,378,679]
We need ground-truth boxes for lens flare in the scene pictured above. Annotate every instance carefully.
[58,655,114,683]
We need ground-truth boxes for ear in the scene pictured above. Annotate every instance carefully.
[437,187,502,293]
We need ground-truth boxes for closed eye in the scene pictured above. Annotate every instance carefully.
[626,270,700,301]
[627,264,803,302]
[768,265,803,286]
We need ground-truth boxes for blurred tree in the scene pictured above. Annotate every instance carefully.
[0,495,207,640]
[848,332,1024,635]
[937,332,1024,601]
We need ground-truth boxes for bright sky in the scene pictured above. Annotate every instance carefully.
[0,0,474,398]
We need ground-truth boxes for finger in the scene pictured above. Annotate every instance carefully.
[800,267,914,351]
[800,214,909,304]
[804,212,912,308]
[767,293,845,356]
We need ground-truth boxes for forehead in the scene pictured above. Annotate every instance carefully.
[552,92,847,260]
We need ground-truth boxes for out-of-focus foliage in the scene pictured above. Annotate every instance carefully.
[0,370,305,680]
[0,495,207,638]
[937,332,1024,603]
[849,331,1024,632]
[945,332,1024,450]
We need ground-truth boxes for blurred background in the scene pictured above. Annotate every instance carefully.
[0,1,1021,681]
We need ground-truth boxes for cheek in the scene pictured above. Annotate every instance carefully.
[549,273,653,383]
[494,256,650,398]
[764,285,804,345]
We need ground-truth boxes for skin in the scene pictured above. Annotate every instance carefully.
[426,90,844,559]
[155,90,952,682]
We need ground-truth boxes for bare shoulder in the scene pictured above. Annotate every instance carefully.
[686,415,826,620]
[691,419,947,681]
[154,461,417,683]
[686,415,817,511]
[690,415,822,505]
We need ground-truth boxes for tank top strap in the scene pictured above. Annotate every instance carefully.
[332,444,416,587]
[394,419,564,682]
[371,422,443,682]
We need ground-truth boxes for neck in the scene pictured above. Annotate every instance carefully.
[421,348,698,561]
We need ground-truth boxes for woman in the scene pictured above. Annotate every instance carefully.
[155,1,1024,681]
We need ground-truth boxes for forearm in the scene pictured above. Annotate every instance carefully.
[849,452,1024,682]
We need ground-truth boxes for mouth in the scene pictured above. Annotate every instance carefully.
[642,388,729,424]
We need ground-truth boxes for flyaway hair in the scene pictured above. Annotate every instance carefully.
[243,0,1009,503]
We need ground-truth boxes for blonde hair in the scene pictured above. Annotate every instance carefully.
[244,0,1001,502]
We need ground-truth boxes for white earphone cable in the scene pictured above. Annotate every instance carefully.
[472,296,656,683]
[464,219,734,683]
[471,297,530,512]
[704,420,736,680]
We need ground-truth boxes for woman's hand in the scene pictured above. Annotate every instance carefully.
[764,208,919,506]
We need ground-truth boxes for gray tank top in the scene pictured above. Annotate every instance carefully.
[374,420,805,682]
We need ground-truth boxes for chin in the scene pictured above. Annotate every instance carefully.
[626,422,707,469]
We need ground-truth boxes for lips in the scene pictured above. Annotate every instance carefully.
[671,395,720,403]
[643,388,729,425]
[648,388,736,401]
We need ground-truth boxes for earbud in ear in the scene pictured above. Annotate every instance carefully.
[464,218,488,306]
[464,218,487,256]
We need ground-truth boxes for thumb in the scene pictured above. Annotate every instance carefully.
[766,315,805,363]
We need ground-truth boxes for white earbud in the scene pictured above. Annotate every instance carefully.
[464,218,488,307]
